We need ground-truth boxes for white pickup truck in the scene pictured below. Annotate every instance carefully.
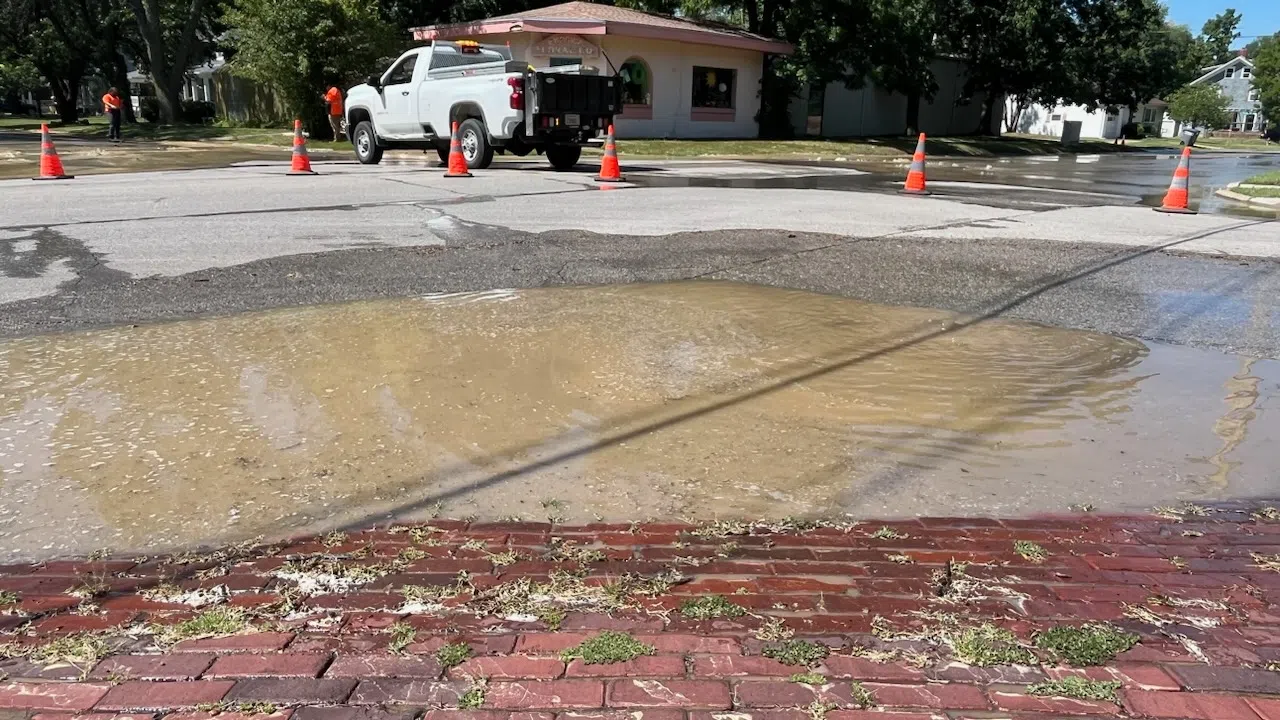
[345,40,622,171]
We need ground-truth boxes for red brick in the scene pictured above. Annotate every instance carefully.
[1049,584,1154,603]
[95,681,234,711]
[171,633,294,653]
[558,614,666,633]
[487,681,605,709]
[31,613,135,634]
[1167,664,1280,694]
[424,713,552,720]
[324,654,442,678]
[826,714,937,720]
[1047,664,1181,691]
[989,691,1120,715]
[34,714,154,720]
[1248,697,1280,720]
[89,654,216,681]
[0,683,110,712]
[1121,689,1260,719]
[822,657,926,682]
[165,710,293,720]
[606,680,729,709]
[569,712,685,720]
[690,655,794,678]
[294,707,419,720]
[732,681,848,708]
[566,656,686,678]
[408,635,517,657]
[638,635,740,655]
[349,679,466,705]
[205,653,331,679]
[861,683,989,710]
[449,657,565,680]
[225,678,356,704]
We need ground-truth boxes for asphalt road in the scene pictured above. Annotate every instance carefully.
[2,157,1278,355]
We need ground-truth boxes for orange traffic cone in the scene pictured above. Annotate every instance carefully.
[900,133,928,195]
[288,119,317,176]
[596,124,623,182]
[444,122,472,178]
[33,124,73,181]
[1154,146,1195,214]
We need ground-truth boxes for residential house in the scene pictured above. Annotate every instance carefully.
[1182,53,1265,133]
[1008,99,1169,140]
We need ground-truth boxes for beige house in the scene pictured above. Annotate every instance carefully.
[411,1,792,139]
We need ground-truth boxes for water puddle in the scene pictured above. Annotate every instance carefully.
[1,281,1276,560]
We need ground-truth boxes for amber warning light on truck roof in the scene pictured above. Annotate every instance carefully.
[457,40,481,53]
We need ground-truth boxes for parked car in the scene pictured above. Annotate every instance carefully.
[345,40,622,171]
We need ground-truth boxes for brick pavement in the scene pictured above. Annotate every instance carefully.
[2,502,1280,720]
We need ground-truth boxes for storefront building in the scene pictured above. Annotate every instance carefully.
[410,2,792,139]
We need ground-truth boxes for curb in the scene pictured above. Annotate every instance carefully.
[1215,182,1280,208]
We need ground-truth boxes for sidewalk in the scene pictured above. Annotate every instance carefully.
[3,502,1280,720]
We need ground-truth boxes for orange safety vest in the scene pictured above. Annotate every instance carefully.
[324,87,343,116]
[102,93,121,112]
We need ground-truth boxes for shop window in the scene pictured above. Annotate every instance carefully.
[691,66,735,121]
[550,57,581,67]
[619,57,652,120]
[692,66,735,109]
[805,81,824,136]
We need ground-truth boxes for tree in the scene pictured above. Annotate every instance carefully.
[44,0,143,123]
[0,0,95,122]
[126,0,221,123]
[1165,83,1230,128]
[1198,8,1241,65]
[0,57,43,108]
[1252,34,1280,126]
[224,0,396,134]
[938,0,1078,134]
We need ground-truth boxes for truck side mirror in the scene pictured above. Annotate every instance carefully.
[366,74,381,88]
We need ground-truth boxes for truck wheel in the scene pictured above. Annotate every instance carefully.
[352,121,382,165]
[459,118,494,169]
[546,145,582,171]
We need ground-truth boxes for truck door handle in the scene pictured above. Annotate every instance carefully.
[401,91,410,96]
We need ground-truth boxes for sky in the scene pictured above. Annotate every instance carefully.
[1164,0,1278,42]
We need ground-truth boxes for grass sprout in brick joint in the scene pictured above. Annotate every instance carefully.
[0,507,1278,716]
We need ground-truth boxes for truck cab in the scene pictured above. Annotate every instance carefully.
[345,41,621,171]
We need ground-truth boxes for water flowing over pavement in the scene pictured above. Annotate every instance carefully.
[1,283,1277,561]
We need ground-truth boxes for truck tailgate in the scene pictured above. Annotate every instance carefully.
[531,73,621,115]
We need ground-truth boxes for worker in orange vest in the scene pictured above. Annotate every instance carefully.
[102,87,123,143]
[323,85,344,140]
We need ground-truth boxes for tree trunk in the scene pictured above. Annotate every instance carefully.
[153,75,181,123]
[745,0,759,34]
[111,55,136,123]
[127,0,207,124]
[978,92,998,135]
[48,75,82,123]
[905,94,920,136]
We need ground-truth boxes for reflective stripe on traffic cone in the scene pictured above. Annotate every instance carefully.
[444,122,473,178]
[1154,146,1195,214]
[32,124,73,181]
[288,119,317,175]
[596,124,623,182]
[900,133,928,195]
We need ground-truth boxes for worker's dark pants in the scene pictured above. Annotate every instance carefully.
[108,109,121,140]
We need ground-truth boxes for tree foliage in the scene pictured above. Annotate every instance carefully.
[126,0,223,123]
[1198,8,1241,65]
[1251,34,1280,125]
[1165,83,1230,128]
[224,0,396,132]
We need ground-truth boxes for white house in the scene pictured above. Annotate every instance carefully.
[1009,98,1169,140]
[411,1,792,139]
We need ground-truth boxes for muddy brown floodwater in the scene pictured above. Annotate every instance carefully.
[1,281,1276,560]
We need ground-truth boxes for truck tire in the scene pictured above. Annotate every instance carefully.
[459,118,494,169]
[546,145,582,171]
[352,121,382,165]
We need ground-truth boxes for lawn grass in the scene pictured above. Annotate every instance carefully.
[0,115,349,151]
[1235,186,1280,198]
[1243,171,1280,185]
